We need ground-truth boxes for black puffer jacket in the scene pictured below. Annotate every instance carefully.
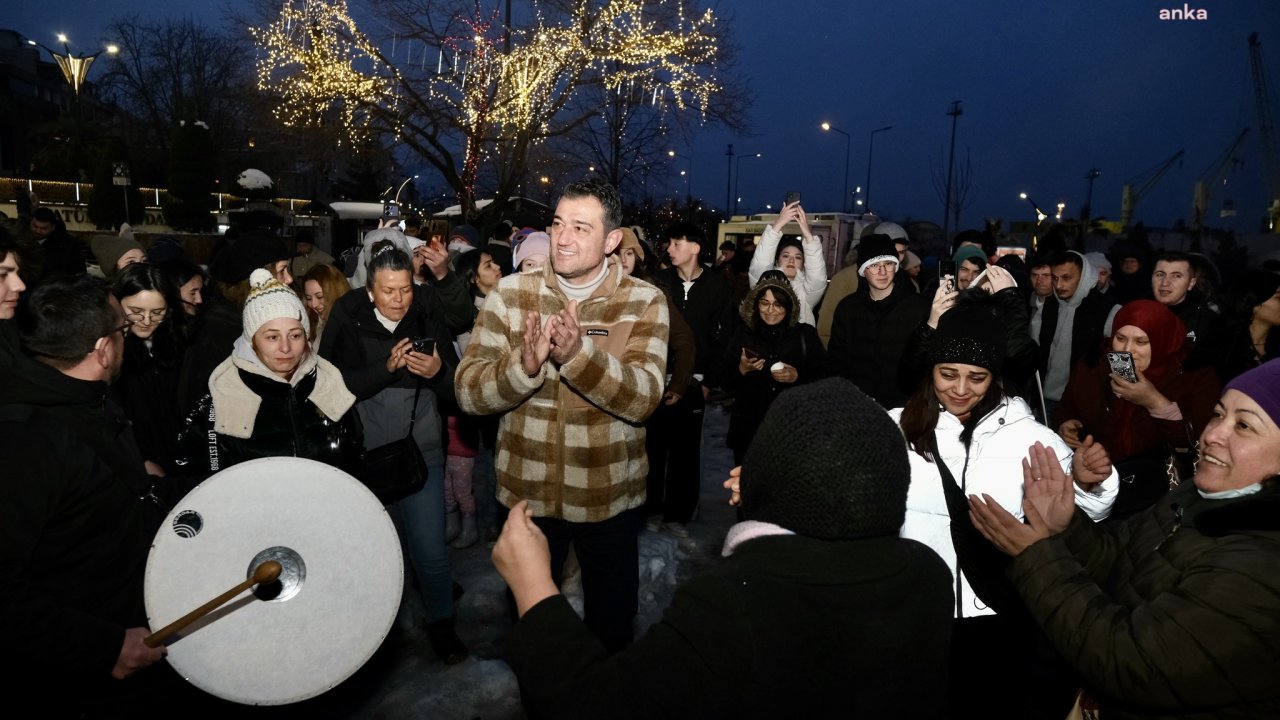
[826,279,929,408]
[176,364,361,476]
[1012,482,1280,719]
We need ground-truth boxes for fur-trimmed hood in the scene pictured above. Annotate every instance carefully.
[740,276,800,330]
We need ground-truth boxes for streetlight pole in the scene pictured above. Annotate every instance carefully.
[865,125,892,215]
[667,149,693,204]
[733,152,762,216]
[393,174,420,205]
[821,122,851,212]
[1081,167,1102,244]
[1019,192,1050,252]
[942,101,963,244]
[724,144,733,216]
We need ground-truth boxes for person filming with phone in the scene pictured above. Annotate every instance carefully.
[1054,299,1220,520]
[318,239,470,664]
[747,196,827,326]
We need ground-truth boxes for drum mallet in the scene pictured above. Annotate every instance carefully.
[144,561,283,648]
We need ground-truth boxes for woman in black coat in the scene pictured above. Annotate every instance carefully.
[721,272,825,464]
[112,263,189,474]
[318,241,468,664]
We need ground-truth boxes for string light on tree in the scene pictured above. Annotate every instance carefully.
[252,0,727,212]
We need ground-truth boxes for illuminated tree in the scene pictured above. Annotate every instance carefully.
[251,0,744,219]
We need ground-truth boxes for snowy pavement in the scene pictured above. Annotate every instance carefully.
[300,402,739,719]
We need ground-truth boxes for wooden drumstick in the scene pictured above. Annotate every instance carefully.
[144,561,283,648]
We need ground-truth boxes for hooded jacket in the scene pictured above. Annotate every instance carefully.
[0,354,173,707]
[720,278,826,457]
[1038,251,1120,401]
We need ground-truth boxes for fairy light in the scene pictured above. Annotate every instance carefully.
[252,0,725,189]
[251,0,398,145]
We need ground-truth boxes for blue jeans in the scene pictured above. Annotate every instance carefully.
[392,463,454,623]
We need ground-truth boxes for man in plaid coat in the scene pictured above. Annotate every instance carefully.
[456,179,669,652]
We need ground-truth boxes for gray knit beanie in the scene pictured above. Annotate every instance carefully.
[740,377,909,540]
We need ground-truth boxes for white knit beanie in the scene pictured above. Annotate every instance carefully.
[242,268,309,340]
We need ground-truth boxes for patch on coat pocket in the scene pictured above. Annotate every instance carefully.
[585,328,609,336]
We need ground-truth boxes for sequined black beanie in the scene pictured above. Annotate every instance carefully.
[927,295,1007,372]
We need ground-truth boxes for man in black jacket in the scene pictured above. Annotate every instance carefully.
[0,276,187,714]
[652,221,734,536]
[827,234,929,408]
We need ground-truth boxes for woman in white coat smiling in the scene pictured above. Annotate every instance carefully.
[747,201,826,326]
[888,294,1119,719]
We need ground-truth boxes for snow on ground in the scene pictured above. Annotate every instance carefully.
[322,403,738,719]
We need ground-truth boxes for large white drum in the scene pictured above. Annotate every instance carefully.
[145,457,403,705]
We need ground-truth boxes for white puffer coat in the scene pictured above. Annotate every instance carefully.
[889,395,1119,618]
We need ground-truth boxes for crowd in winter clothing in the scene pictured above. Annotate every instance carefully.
[3,189,1280,720]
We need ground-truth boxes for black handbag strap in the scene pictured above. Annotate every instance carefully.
[932,431,1022,618]
[406,380,422,436]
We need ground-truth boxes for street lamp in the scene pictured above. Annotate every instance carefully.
[27,33,118,96]
[733,152,762,216]
[667,150,692,200]
[1019,192,1050,251]
[865,126,892,214]
[821,122,851,212]
[393,174,419,205]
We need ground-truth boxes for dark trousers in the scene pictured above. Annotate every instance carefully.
[533,507,641,655]
[949,614,1078,719]
[644,383,704,524]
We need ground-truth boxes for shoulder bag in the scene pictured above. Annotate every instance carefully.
[359,381,428,504]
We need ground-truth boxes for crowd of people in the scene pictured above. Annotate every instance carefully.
[2,184,1280,718]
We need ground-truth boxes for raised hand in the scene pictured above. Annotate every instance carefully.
[1022,441,1075,536]
[547,300,583,365]
[928,281,958,328]
[521,310,551,376]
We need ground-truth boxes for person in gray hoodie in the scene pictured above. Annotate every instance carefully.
[1036,250,1120,418]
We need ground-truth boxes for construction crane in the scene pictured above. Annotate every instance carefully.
[1251,33,1280,229]
[1120,150,1183,228]
[1192,129,1250,230]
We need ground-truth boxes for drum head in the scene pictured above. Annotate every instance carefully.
[145,457,403,705]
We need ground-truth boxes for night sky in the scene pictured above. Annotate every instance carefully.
[10,0,1280,232]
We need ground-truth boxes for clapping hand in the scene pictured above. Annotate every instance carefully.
[969,442,1073,556]
[521,311,551,376]
[1071,435,1112,487]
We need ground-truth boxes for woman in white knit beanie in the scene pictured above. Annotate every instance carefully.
[175,269,358,475]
